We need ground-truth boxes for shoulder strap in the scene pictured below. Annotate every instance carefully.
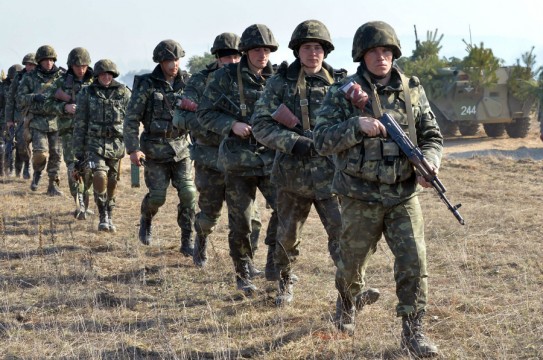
[295,68,310,131]
[400,74,417,145]
[236,63,247,118]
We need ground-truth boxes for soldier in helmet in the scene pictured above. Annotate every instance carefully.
[5,53,36,179]
[16,45,65,195]
[124,39,196,255]
[73,59,131,232]
[252,19,380,307]
[313,21,442,357]
[1,64,23,176]
[45,47,94,219]
[172,32,263,271]
[197,24,279,295]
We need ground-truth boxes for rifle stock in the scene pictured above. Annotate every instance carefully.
[380,113,465,225]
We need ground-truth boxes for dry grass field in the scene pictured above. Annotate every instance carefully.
[1,122,542,359]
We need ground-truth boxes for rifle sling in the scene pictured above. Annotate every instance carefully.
[236,64,247,118]
[295,68,310,131]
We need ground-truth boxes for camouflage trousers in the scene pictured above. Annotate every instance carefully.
[87,152,120,207]
[31,128,62,180]
[274,188,341,274]
[336,195,428,317]
[14,121,30,164]
[141,157,196,236]
[224,173,277,263]
[194,162,262,246]
[61,129,91,198]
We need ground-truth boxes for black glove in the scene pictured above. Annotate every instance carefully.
[291,137,314,156]
[33,94,46,102]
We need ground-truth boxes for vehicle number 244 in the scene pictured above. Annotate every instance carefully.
[460,105,477,116]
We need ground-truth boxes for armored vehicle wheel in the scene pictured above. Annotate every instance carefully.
[483,123,506,138]
[505,117,531,138]
[458,123,479,136]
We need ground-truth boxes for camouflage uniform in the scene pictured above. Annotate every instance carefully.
[5,53,37,179]
[313,21,442,356]
[173,33,262,268]
[252,20,347,305]
[124,40,196,254]
[197,24,278,293]
[45,48,94,218]
[16,45,65,194]
[73,59,131,232]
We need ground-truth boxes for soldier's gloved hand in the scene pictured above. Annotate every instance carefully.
[344,82,369,110]
[33,94,46,102]
[291,137,314,156]
[177,98,198,112]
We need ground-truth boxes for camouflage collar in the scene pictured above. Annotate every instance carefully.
[150,64,185,90]
[239,55,274,78]
[285,58,335,84]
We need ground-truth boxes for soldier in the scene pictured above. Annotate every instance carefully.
[253,19,381,307]
[173,32,263,270]
[73,59,131,232]
[46,47,94,219]
[1,64,23,176]
[5,53,36,179]
[313,21,442,357]
[16,45,65,195]
[197,24,279,295]
[124,39,196,256]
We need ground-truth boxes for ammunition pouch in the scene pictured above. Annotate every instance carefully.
[341,137,414,184]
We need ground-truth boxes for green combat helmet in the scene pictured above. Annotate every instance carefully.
[152,40,185,63]
[93,59,119,78]
[352,21,402,62]
[239,24,279,52]
[22,53,37,65]
[36,45,58,63]
[7,64,24,80]
[288,19,334,57]
[67,47,91,67]
[210,32,241,56]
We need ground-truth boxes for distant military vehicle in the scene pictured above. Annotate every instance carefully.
[429,66,536,138]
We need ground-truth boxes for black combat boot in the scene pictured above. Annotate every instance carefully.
[30,171,42,191]
[23,161,31,179]
[15,161,22,178]
[265,245,279,281]
[106,205,116,233]
[180,233,194,257]
[401,310,439,358]
[139,216,153,245]
[97,203,109,232]
[355,288,381,310]
[275,272,294,306]
[46,177,63,196]
[192,234,208,267]
[335,293,356,335]
[74,193,86,220]
[248,259,263,278]
[235,261,258,296]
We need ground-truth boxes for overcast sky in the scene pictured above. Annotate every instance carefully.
[2,0,542,79]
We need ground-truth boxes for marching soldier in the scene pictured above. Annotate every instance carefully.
[46,47,94,219]
[5,53,36,179]
[73,59,131,232]
[16,45,65,195]
[124,40,196,256]
[197,24,279,295]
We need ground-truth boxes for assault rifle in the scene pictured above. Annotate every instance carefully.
[380,113,465,225]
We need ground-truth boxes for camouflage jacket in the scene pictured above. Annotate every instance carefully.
[72,79,131,160]
[0,80,8,129]
[173,61,223,170]
[124,65,191,162]
[4,70,28,125]
[16,65,64,132]
[313,65,443,207]
[45,68,94,134]
[252,59,346,199]
[197,55,274,176]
